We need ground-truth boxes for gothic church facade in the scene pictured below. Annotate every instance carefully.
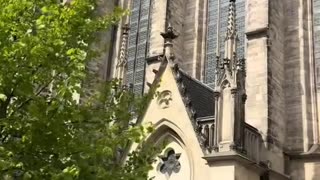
[106,0,320,179]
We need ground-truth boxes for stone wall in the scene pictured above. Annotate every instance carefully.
[149,0,203,79]
[284,0,318,152]
[114,0,208,81]
[83,0,117,99]
[167,0,185,65]
[245,0,269,140]
[235,162,260,180]
[268,0,285,150]
[193,0,206,79]
[288,159,320,180]
[283,0,304,152]
[181,0,196,75]
[246,0,286,173]
[149,0,166,57]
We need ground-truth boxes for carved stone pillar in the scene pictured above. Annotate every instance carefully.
[213,91,220,151]
[229,88,238,150]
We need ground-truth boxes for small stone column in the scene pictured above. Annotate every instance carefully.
[213,91,220,151]
[115,24,130,85]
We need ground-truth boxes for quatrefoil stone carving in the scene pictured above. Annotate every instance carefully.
[158,149,181,179]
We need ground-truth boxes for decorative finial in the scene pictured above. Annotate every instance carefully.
[161,24,178,40]
[161,24,178,62]
[122,23,130,35]
[223,0,238,68]
[118,24,130,66]
[225,0,237,40]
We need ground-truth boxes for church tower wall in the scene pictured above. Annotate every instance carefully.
[267,0,286,152]
[166,0,205,78]
[284,0,318,153]
[267,0,286,173]
[245,0,277,150]
[245,0,269,137]
[148,0,166,57]
[284,0,320,179]
[288,158,320,180]
[116,0,207,85]
[144,0,207,90]
[246,0,287,173]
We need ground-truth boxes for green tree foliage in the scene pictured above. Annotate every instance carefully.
[0,0,157,179]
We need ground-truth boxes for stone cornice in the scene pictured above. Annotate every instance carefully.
[146,55,163,63]
[284,151,320,160]
[246,27,269,39]
[203,151,290,180]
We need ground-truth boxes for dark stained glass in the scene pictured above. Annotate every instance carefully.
[205,0,219,88]
[126,0,152,94]
[127,0,140,86]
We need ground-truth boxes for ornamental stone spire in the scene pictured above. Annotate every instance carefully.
[226,0,237,41]
[223,0,238,67]
[212,0,246,153]
[161,24,178,63]
[115,24,130,84]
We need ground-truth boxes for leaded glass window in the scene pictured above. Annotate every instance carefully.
[205,0,246,87]
[126,0,152,94]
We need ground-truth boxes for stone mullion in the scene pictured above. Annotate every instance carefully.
[213,91,220,151]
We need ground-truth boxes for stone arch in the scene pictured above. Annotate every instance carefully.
[145,119,195,180]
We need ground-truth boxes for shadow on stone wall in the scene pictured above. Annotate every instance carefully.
[288,158,320,180]
[283,0,316,154]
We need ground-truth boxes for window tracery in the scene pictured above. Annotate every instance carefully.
[158,149,181,179]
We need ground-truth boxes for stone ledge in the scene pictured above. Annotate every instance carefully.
[146,55,163,63]
[246,27,269,39]
[203,151,290,180]
[203,150,253,164]
[284,144,320,160]
[285,152,320,160]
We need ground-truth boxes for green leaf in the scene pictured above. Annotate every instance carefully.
[0,94,7,101]
[0,1,158,179]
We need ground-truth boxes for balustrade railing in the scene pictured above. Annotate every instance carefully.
[199,118,263,163]
[243,123,263,163]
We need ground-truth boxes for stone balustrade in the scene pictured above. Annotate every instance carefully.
[199,117,263,163]
[243,123,263,163]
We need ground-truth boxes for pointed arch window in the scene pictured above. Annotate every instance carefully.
[204,0,246,87]
[127,0,153,94]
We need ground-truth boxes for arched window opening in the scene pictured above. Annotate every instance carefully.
[126,0,153,94]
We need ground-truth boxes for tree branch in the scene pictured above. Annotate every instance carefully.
[8,61,74,117]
